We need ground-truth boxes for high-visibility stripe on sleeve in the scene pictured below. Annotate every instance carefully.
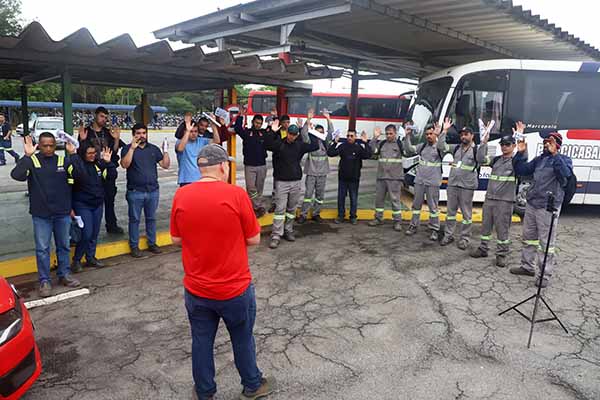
[57,155,64,167]
[31,155,41,168]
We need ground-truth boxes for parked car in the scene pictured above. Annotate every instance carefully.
[0,277,42,400]
[31,117,65,148]
[15,120,34,137]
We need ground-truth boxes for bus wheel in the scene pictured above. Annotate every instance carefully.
[514,181,531,217]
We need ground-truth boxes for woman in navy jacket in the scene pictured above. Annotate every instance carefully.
[69,142,117,271]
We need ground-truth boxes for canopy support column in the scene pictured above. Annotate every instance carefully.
[61,70,73,134]
[348,63,359,132]
[227,86,237,185]
[20,84,29,136]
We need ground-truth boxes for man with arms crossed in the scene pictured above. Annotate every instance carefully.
[170,144,274,400]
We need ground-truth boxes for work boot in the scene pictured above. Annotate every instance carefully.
[131,247,143,258]
[269,238,280,249]
[495,255,508,268]
[393,222,402,232]
[148,244,162,254]
[71,261,83,273]
[440,236,454,246]
[535,276,550,288]
[469,248,488,258]
[59,274,81,288]
[509,266,535,276]
[405,225,417,236]
[368,219,383,227]
[350,218,358,225]
[282,232,296,242]
[457,239,468,250]
[429,230,439,241]
[297,215,307,224]
[192,388,213,400]
[240,376,276,400]
[86,257,105,268]
[106,225,124,234]
[334,217,344,224]
[39,281,52,298]
[312,215,324,223]
[255,207,266,219]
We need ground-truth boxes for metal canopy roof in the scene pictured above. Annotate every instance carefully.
[0,22,343,92]
[154,0,600,80]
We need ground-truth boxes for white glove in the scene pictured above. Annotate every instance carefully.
[162,138,169,153]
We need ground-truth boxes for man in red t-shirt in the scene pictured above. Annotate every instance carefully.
[170,144,275,400]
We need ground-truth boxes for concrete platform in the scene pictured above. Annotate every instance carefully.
[10,205,600,400]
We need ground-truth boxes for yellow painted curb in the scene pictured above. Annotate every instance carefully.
[1,209,520,279]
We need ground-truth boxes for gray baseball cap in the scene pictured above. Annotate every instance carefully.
[197,144,234,167]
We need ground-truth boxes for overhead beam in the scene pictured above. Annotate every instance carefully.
[21,68,61,85]
[349,0,520,58]
[233,45,291,58]
[184,3,352,44]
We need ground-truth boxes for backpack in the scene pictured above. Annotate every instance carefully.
[376,137,403,156]
[490,155,517,175]
[562,168,577,207]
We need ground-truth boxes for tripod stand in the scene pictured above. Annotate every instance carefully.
[499,193,569,348]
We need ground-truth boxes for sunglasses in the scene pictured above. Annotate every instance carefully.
[500,143,513,146]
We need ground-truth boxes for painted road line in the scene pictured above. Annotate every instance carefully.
[25,288,90,309]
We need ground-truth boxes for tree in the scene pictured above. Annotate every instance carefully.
[163,97,195,114]
[105,87,143,105]
[0,79,61,101]
[0,0,23,36]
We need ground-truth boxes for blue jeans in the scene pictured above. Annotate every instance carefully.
[73,202,103,263]
[126,189,159,248]
[32,215,71,283]
[338,179,359,219]
[185,284,262,399]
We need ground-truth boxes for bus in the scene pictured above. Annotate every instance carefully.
[404,59,600,210]
[247,90,412,134]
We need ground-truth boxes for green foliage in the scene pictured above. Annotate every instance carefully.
[0,0,23,36]
[105,87,143,105]
[0,80,60,101]
[162,96,195,114]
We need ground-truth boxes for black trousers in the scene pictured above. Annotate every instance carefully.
[103,174,118,229]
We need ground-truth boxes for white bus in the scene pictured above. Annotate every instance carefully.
[404,59,600,212]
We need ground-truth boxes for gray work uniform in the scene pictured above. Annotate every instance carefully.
[443,135,479,242]
[369,138,404,222]
[516,153,572,277]
[476,144,521,256]
[244,165,267,210]
[404,135,451,231]
[300,120,334,218]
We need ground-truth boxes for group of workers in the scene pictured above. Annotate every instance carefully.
[9,102,572,297]
[233,108,572,289]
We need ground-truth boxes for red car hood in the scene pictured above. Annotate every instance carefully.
[0,277,17,314]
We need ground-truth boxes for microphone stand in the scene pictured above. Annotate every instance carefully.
[498,193,569,348]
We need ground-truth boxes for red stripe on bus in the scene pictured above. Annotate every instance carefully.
[566,130,600,140]
[285,113,404,122]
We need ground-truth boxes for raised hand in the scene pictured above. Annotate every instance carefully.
[433,122,442,136]
[101,146,112,163]
[322,109,330,120]
[131,137,140,149]
[271,119,280,132]
[373,127,382,140]
[184,113,193,128]
[442,117,452,133]
[307,108,314,121]
[23,135,37,156]
[78,123,87,141]
[517,139,527,153]
[241,104,248,116]
[296,117,304,127]
[360,130,368,143]
[513,120,525,136]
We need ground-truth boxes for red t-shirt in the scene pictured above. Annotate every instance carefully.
[170,181,261,300]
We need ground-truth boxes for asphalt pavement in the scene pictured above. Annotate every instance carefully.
[13,205,600,400]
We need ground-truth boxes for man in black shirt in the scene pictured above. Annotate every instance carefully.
[78,106,125,234]
[327,130,371,224]
[121,123,170,258]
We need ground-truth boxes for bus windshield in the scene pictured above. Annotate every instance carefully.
[407,77,453,138]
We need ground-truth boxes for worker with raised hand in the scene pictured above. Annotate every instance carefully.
[404,118,452,241]
[440,124,479,249]
[368,124,405,231]
[298,108,334,224]
[470,121,524,267]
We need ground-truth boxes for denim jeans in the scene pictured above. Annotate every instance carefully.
[0,138,19,163]
[126,189,159,248]
[185,284,262,399]
[32,215,71,283]
[337,179,359,219]
[73,202,103,263]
